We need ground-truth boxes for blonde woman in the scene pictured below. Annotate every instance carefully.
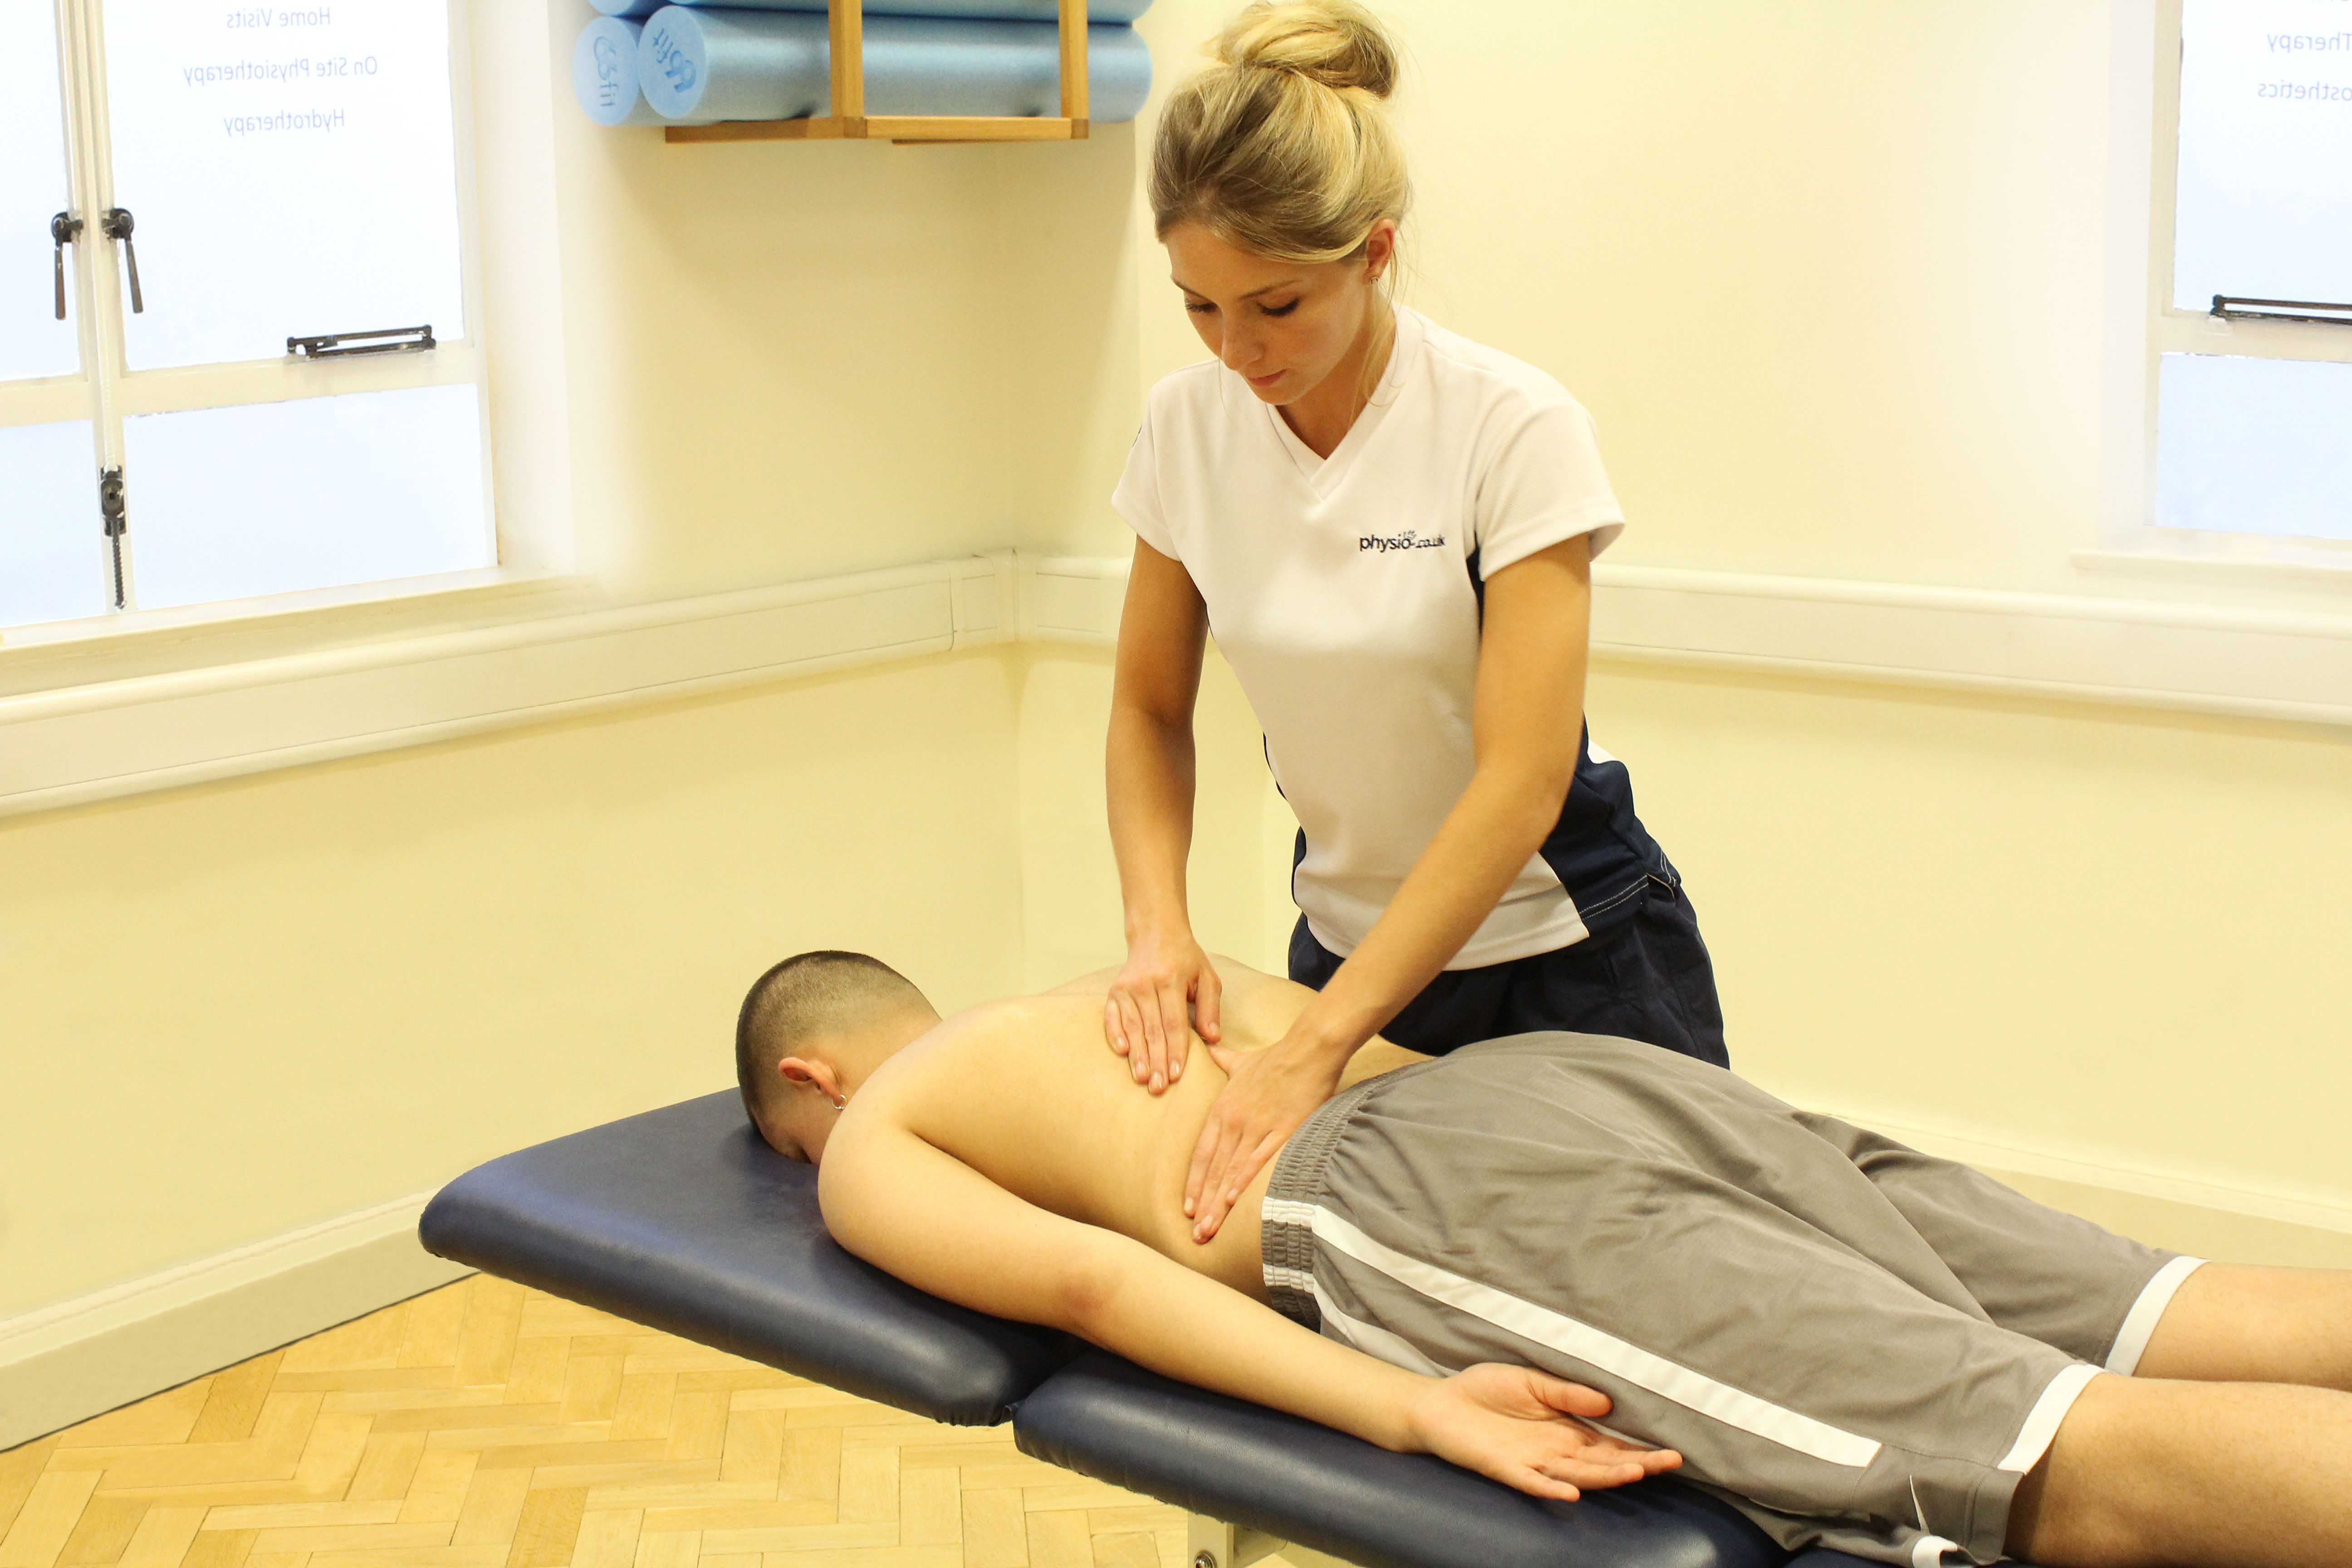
[1105,1,1725,1243]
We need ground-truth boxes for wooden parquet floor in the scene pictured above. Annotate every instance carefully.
[0,1276,1263,1568]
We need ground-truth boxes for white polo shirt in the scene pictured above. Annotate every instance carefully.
[1113,306,1672,970]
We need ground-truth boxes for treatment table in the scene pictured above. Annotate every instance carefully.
[418,1091,1961,1568]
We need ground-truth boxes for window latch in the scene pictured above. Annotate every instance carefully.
[101,208,143,314]
[2210,295,2352,328]
[98,466,128,611]
[49,211,82,321]
[287,325,435,359]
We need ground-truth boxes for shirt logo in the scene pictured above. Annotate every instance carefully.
[1360,530,1447,554]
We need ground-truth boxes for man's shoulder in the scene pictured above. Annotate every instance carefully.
[856,995,1096,1143]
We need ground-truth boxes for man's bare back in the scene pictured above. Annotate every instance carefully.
[839,958,1425,1302]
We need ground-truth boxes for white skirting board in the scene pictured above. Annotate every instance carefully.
[1801,1102,2352,1272]
[0,1196,470,1452]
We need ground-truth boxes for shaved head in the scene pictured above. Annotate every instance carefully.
[735,951,931,1137]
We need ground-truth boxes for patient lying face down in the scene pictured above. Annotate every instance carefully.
[733,951,2352,1568]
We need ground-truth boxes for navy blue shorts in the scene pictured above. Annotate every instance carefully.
[1288,877,1730,1067]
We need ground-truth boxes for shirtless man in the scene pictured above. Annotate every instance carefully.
[733,950,2352,1568]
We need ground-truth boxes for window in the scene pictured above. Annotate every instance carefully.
[2142,0,2352,547]
[2,0,492,635]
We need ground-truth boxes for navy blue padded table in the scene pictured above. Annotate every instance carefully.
[417,1090,1076,1426]
[1016,1351,1782,1568]
[421,1093,2041,1568]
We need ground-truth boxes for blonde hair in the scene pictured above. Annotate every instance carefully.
[1149,1,1411,266]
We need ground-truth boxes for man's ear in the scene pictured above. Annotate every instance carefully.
[776,1055,843,1106]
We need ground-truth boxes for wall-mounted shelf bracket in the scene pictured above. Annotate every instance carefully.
[663,0,1091,145]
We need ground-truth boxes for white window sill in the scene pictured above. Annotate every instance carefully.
[0,555,1017,819]
[10,549,2352,823]
[966,555,2352,726]
[2073,537,2352,593]
[0,569,599,703]
[1583,563,2352,725]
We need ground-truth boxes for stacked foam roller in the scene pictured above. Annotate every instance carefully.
[573,0,1153,127]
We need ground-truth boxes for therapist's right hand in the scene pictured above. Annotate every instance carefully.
[1105,929,1222,1094]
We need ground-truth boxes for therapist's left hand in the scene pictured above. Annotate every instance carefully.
[1186,1031,1346,1243]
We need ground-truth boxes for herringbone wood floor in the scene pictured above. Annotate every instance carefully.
[1,1276,1289,1568]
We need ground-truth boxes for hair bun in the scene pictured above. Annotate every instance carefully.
[1214,0,1397,99]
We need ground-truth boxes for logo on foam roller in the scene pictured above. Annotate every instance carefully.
[593,36,628,105]
[646,23,698,92]
[1359,531,1447,553]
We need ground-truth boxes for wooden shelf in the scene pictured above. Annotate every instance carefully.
[666,115,1086,144]
[666,0,1092,145]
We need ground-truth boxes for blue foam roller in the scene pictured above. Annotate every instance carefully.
[637,8,1152,123]
[573,18,664,125]
[597,0,1149,18]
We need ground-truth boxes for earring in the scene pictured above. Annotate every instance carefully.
[830,1094,847,1111]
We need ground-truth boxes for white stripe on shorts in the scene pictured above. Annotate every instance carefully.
[1316,1288,1455,1377]
[2105,1256,2206,1375]
[1308,1207,1883,1469]
[1996,1362,2101,1474]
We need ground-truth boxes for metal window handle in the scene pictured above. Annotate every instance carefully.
[102,208,142,314]
[49,211,83,320]
[287,325,435,358]
[2211,294,2351,328]
[99,466,128,611]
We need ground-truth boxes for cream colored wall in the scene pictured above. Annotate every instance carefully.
[0,4,1152,1331]
[1585,663,2352,1245]
[1125,0,2352,1256]
[1014,645,1275,993]
[0,654,1023,1322]
[1123,0,2145,594]
[540,11,1146,588]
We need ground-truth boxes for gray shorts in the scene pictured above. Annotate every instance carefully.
[1258,1033,2202,1568]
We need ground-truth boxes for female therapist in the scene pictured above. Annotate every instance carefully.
[1105,0,1728,1243]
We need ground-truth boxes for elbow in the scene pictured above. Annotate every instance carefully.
[1483,760,1576,850]
[1054,1241,1127,1343]
[1110,692,1191,744]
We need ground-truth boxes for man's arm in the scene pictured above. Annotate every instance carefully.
[818,1108,1675,1499]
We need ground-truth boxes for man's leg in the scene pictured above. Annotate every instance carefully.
[2007,1373,2352,1568]
[2130,1263,2352,1390]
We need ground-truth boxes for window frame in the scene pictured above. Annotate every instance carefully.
[0,0,571,661]
[2084,0,2352,579]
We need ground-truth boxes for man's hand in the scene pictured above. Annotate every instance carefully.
[1105,930,1222,1094]
[1407,1366,1681,1502]
[1185,1035,1344,1242]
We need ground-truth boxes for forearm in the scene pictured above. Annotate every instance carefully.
[1299,539,1595,1061]
[1107,702,1198,935]
[1075,1234,1429,1452]
[1298,766,1564,1058]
